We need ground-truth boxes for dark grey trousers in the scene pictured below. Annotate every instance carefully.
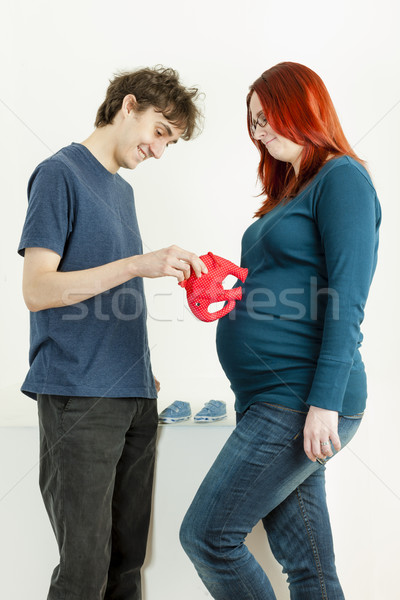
[37,394,158,600]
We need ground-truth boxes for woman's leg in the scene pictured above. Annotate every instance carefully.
[263,414,362,600]
[180,404,362,600]
[263,468,341,600]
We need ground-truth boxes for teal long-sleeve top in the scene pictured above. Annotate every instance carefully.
[216,156,381,416]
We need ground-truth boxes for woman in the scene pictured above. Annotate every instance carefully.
[180,62,381,599]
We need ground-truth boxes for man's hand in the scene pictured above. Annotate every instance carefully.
[154,376,161,393]
[303,405,341,462]
[22,245,208,312]
[130,245,208,283]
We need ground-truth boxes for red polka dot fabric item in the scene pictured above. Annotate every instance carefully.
[179,252,248,322]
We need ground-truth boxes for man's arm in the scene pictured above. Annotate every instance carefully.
[23,246,207,312]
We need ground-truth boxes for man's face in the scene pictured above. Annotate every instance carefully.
[115,105,184,171]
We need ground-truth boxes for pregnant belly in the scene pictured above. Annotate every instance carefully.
[216,309,322,383]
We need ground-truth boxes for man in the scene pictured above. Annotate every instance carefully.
[18,66,206,600]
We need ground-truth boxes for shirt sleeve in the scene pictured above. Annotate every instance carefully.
[306,162,381,412]
[18,159,74,258]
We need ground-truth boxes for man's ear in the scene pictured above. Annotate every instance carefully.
[122,94,138,117]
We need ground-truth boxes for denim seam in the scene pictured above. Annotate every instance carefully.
[295,487,328,600]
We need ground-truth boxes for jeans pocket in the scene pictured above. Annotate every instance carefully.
[59,397,76,434]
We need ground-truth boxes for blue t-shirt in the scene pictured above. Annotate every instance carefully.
[216,156,381,416]
[18,143,157,400]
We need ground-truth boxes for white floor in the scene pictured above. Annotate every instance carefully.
[0,420,398,599]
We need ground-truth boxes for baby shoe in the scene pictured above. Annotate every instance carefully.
[158,401,192,424]
[193,400,227,423]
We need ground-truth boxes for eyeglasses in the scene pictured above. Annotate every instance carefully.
[250,113,268,137]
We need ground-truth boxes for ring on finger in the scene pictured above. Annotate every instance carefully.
[320,441,330,454]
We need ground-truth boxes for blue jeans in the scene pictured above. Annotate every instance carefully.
[38,394,158,600]
[180,402,362,600]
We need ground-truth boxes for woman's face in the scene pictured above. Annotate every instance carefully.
[249,92,303,176]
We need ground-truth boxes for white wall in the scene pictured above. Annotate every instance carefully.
[1,0,399,598]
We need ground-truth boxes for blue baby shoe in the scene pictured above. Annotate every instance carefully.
[158,401,192,424]
[193,400,227,423]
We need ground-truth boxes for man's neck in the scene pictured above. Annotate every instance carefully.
[81,127,119,174]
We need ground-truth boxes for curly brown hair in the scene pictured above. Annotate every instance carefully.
[95,66,202,141]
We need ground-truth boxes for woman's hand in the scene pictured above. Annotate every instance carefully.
[303,405,341,462]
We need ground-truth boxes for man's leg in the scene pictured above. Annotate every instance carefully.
[38,394,151,600]
[105,398,158,600]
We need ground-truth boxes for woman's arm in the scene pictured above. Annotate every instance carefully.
[303,161,381,459]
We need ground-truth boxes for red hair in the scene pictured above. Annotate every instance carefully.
[247,62,364,217]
